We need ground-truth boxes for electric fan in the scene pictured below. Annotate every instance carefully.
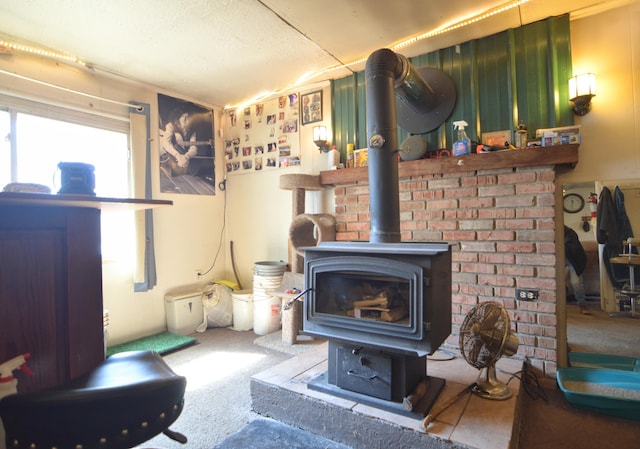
[459,301,519,400]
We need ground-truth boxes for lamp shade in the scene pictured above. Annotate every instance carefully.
[568,73,596,100]
[313,125,328,143]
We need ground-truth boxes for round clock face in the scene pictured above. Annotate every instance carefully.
[563,193,585,213]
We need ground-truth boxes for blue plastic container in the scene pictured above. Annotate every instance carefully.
[569,352,640,372]
[557,367,640,420]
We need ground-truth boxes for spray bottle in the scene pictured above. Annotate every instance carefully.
[0,353,32,449]
[452,121,470,156]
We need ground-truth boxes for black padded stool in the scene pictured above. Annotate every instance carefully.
[0,350,187,449]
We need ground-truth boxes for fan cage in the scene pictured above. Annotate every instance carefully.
[459,301,511,370]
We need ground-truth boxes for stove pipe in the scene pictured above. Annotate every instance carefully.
[365,49,436,243]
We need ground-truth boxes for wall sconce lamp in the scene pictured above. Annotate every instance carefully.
[569,73,596,116]
[313,125,330,152]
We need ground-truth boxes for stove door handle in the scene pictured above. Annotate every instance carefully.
[347,369,377,381]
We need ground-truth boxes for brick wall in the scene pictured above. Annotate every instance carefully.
[333,165,559,376]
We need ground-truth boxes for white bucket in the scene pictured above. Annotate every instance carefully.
[252,262,285,335]
[254,260,287,277]
[253,293,282,335]
[231,290,254,331]
[253,274,284,292]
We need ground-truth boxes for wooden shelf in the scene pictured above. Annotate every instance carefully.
[0,192,173,210]
[319,144,579,186]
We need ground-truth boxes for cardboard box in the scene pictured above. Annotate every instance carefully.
[355,148,368,167]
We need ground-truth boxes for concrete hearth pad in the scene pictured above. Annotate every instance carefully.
[251,342,523,449]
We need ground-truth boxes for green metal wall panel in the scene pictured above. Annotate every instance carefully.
[331,15,573,155]
[331,76,357,157]
[356,71,367,149]
[441,42,478,148]
[476,32,512,141]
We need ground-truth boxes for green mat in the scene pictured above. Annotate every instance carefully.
[106,331,197,357]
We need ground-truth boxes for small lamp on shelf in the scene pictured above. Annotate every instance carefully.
[568,73,596,116]
[313,125,330,152]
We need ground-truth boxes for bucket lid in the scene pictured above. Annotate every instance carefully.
[255,260,287,268]
[254,260,287,276]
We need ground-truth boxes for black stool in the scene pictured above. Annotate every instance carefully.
[0,350,187,449]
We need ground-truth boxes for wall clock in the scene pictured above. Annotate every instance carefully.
[563,193,585,213]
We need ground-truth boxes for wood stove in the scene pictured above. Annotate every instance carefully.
[303,241,451,417]
[302,48,455,417]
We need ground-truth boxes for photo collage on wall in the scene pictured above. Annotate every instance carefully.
[224,93,300,174]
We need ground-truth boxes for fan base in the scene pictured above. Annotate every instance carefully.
[472,381,513,401]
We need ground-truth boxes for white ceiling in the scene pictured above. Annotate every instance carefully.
[0,0,626,108]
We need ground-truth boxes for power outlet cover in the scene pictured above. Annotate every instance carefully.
[516,289,538,301]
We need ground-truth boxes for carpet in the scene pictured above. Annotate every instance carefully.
[253,330,325,356]
[212,418,352,449]
[106,331,197,357]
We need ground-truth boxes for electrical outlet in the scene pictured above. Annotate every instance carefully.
[516,289,538,301]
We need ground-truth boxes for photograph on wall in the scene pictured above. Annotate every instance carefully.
[223,92,300,174]
[158,93,215,194]
[301,90,322,125]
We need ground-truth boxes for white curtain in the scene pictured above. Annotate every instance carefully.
[130,102,157,291]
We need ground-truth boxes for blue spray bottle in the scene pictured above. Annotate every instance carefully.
[452,120,470,156]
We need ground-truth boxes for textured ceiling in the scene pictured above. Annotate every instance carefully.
[0,0,624,108]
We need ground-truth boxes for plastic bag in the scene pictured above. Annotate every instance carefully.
[196,282,233,332]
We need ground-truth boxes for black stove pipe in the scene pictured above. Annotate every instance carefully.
[366,49,433,243]
[365,49,402,243]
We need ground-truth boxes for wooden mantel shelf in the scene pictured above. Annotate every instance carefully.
[319,144,579,186]
[0,192,173,210]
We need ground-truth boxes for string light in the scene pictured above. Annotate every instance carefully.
[0,38,87,67]
[226,0,529,110]
[392,0,529,49]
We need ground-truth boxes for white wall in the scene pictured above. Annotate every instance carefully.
[223,84,334,289]
[0,54,228,345]
[559,2,640,186]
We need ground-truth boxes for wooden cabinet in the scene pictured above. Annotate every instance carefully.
[0,205,102,392]
[0,194,171,393]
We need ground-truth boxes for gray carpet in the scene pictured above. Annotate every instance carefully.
[213,418,352,449]
[143,325,640,449]
[143,327,324,448]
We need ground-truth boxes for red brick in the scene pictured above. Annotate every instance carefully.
[477,230,516,240]
[478,208,516,219]
[496,242,536,253]
[415,209,444,221]
[413,189,444,200]
[497,172,537,184]
[459,197,495,209]
[427,199,458,210]
[478,184,516,197]
[496,218,535,230]
[499,265,535,276]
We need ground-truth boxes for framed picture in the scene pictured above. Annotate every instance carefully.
[301,90,323,125]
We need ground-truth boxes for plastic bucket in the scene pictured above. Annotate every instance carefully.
[231,290,254,331]
[253,274,284,292]
[254,261,287,277]
[253,293,282,335]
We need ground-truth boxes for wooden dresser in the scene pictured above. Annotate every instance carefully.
[0,193,171,393]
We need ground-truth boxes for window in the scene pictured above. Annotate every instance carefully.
[1,98,133,261]
[1,111,130,196]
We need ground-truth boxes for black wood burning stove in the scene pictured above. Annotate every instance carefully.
[302,48,455,417]
[303,241,451,417]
